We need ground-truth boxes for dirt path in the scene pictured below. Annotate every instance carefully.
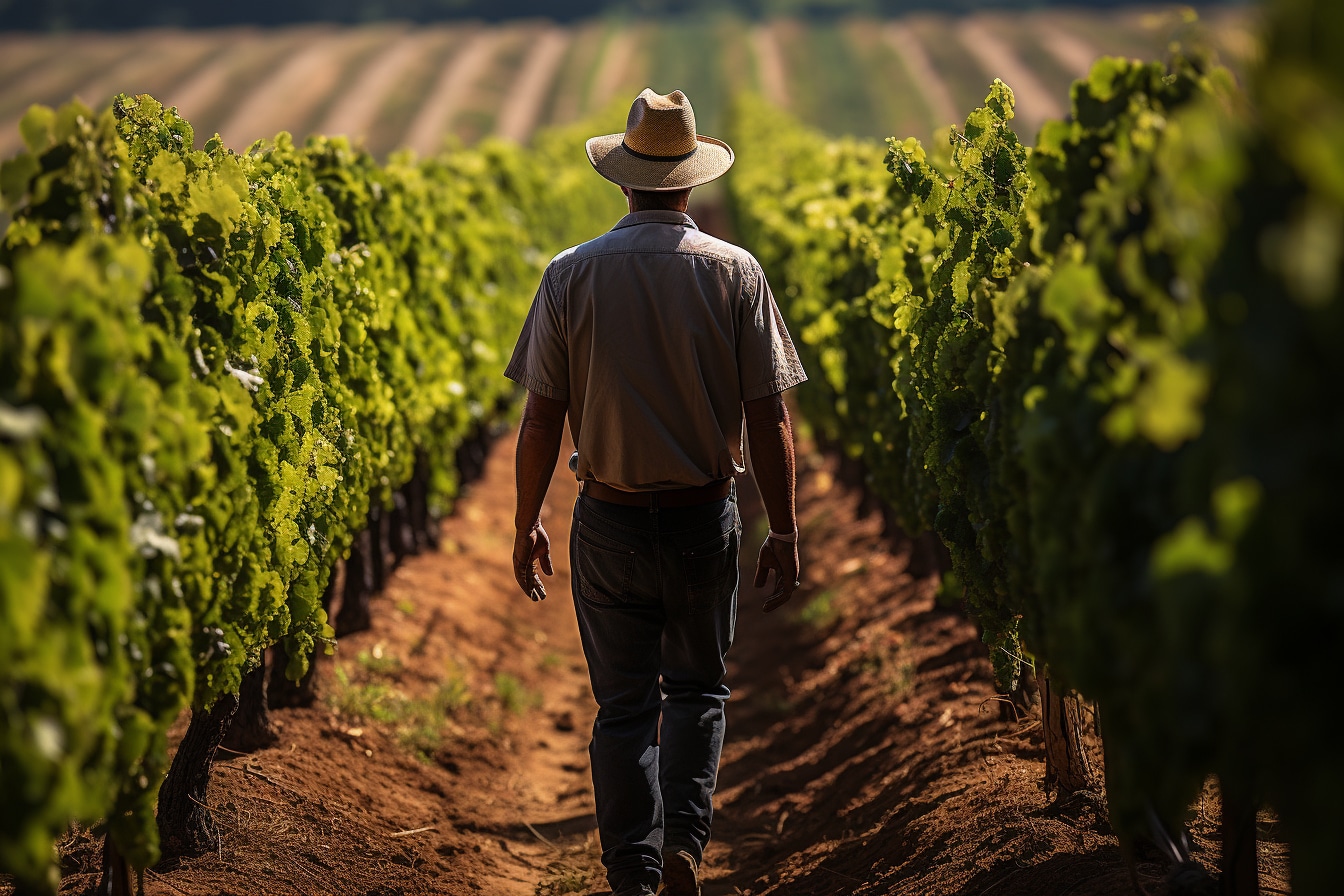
[749,23,789,108]
[883,22,959,131]
[955,17,1064,138]
[315,30,439,141]
[403,28,500,157]
[494,28,572,144]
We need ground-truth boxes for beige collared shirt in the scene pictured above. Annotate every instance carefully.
[504,210,807,491]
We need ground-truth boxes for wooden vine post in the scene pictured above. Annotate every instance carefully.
[1036,671,1095,795]
[1220,780,1260,896]
[96,834,132,896]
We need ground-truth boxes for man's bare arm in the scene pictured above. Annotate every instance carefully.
[744,391,800,612]
[513,390,568,601]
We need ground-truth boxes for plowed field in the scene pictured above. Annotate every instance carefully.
[0,7,1255,160]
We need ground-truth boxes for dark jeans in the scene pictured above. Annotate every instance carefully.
[570,488,741,896]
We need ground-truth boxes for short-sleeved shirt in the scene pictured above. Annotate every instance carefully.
[504,209,807,491]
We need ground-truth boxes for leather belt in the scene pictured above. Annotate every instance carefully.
[582,478,732,508]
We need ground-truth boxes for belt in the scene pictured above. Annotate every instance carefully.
[581,478,732,508]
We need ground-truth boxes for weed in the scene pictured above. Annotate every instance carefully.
[495,672,542,715]
[398,720,444,762]
[329,668,403,723]
[395,598,416,615]
[855,635,916,698]
[356,643,403,676]
[796,589,838,629]
[757,688,795,716]
[882,657,916,697]
[327,660,473,763]
[539,651,563,672]
[434,673,472,714]
[536,865,599,895]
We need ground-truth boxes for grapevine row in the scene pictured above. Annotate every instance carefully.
[724,0,1342,890]
[0,94,622,892]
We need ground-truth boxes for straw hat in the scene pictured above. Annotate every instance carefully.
[586,89,734,191]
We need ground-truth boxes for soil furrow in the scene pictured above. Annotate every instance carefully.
[0,36,55,81]
[314,29,433,141]
[1036,21,1101,79]
[403,29,500,157]
[955,17,1064,137]
[494,28,572,144]
[883,22,959,131]
[67,30,217,115]
[153,31,263,129]
[217,27,369,151]
[749,24,789,109]
[544,21,609,126]
[586,27,644,115]
[0,37,140,156]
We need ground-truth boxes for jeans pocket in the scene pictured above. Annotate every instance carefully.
[575,522,635,607]
[681,526,739,613]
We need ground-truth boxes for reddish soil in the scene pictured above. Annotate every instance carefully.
[32,419,1292,896]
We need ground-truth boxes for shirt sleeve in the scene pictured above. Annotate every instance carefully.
[504,266,570,401]
[737,260,808,401]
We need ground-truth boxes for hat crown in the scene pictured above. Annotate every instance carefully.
[623,89,698,158]
[585,88,733,191]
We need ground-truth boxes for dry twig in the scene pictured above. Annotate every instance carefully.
[145,867,192,896]
[523,821,562,851]
[388,825,437,838]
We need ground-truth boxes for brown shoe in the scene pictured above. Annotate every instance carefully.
[660,850,700,896]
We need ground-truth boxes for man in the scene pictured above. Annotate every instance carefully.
[505,89,806,896]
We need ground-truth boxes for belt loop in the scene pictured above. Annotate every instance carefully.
[649,491,659,514]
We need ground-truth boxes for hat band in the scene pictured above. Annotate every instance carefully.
[621,140,698,163]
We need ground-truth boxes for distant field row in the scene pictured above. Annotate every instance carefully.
[0,7,1255,161]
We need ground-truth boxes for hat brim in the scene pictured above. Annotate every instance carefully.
[585,133,734,191]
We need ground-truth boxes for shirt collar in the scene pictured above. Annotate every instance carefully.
[611,210,699,231]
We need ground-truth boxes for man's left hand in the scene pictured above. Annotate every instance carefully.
[514,523,554,601]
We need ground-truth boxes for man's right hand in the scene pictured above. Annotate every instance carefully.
[754,535,800,612]
[513,523,554,602]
